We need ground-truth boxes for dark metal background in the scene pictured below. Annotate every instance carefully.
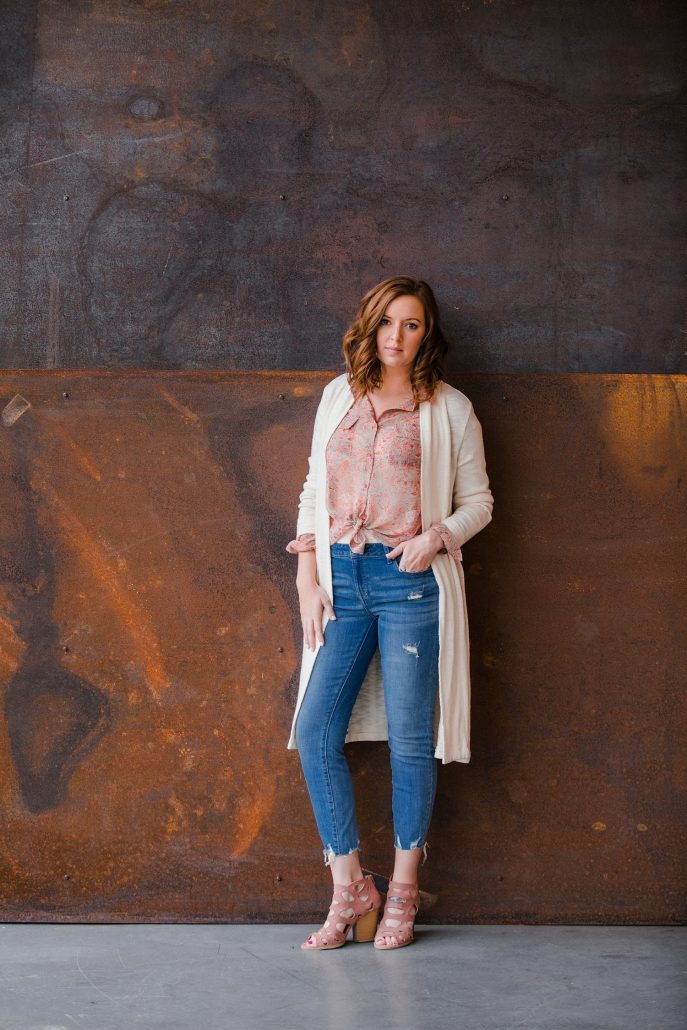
[0,0,685,373]
[0,371,684,923]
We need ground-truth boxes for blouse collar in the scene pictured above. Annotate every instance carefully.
[338,390,418,432]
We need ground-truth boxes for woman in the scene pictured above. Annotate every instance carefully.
[285,276,493,950]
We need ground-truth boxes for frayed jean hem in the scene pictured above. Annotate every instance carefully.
[323,841,362,867]
[394,838,430,866]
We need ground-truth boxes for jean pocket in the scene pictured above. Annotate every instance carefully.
[392,556,433,576]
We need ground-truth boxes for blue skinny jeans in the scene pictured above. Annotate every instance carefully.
[294,542,440,867]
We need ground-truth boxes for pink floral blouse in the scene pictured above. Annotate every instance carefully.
[286,393,463,561]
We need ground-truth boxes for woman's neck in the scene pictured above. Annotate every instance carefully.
[374,370,413,396]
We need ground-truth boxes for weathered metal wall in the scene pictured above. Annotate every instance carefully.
[0,0,684,924]
[0,0,685,373]
[0,372,684,923]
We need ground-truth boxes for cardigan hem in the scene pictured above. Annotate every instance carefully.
[285,737,471,765]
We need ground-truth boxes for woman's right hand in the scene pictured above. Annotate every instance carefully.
[297,580,336,651]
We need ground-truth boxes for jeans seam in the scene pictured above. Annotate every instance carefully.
[422,758,438,844]
[350,550,376,615]
[321,618,376,852]
[390,634,440,849]
[420,643,441,838]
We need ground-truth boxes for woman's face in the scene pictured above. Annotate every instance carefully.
[375,294,426,376]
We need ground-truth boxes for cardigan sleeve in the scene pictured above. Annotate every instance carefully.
[439,404,494,548]
[291,382,331,539]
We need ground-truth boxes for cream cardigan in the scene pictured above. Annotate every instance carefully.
[286,373,494,764]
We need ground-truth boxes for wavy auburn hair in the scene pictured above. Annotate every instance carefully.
[342,276,448,403]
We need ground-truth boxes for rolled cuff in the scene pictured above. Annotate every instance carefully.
[285,532,316,554]
[429,522,463,562]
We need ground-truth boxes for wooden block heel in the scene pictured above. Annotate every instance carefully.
[301,873,383,951]
[352,905,380,942]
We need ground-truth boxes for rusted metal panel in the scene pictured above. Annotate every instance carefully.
[0,371,684,923]
[0,1,684,372]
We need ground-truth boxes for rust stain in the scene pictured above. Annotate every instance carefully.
[0,648,22,674]
[32,476,169,703]
[577,375,687,494]
[156,384,202,424]
[49,423,102,482]
[0,610,26,672]
[228,791,276,861]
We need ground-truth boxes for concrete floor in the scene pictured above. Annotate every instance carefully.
[0,923,684,1030]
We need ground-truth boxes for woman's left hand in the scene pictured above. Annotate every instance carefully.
[386,530,443,572]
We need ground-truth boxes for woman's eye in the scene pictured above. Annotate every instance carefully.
[379,318,420,329]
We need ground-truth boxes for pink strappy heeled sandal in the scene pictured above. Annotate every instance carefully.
[374,879,420,949]
[301,873,382,951]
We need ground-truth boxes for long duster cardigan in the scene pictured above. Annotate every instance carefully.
[286,373,494,764]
